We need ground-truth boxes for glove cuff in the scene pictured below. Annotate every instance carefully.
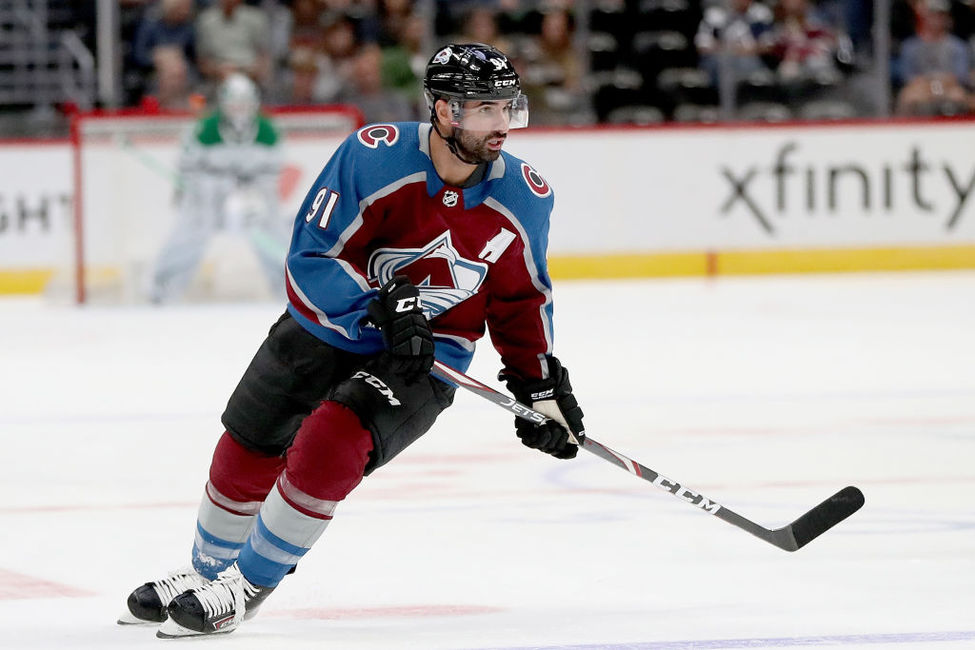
[499,355,570,403]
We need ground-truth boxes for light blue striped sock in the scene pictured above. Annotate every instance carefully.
[191,481,262,580]
[236,472,337,588]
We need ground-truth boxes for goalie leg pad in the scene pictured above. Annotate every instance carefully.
[221,311,359,456]
[328,354,455,473]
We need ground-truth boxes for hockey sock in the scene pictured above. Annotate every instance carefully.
[192,432,286,579]
[235,402,374,587]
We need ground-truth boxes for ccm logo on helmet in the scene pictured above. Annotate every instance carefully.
[521,163,551,198]
[357,124,399,149]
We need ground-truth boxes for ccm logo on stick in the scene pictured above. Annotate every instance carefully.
[352,371,401,406]
[651,475,722,514]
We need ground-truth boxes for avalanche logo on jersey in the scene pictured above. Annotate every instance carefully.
[367,231,488,319]
[357,124,399,149]
[521,163,551,198]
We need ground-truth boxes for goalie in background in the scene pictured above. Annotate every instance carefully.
[148,72,288,304]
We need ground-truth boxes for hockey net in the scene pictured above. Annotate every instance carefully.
[51,106,361,304]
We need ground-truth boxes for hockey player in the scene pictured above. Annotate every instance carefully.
[119,42,585,638]
[148,72,287,303]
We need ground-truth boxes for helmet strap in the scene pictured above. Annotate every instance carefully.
[431,115,480,166]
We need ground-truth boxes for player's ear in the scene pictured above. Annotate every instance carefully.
[434,98,452,128]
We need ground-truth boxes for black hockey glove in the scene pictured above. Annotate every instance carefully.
[366,275,435,384]
[501,356,584,460]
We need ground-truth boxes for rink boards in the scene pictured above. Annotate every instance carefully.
[2,117,975,294]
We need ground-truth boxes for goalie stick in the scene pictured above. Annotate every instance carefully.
[431,360,864,552]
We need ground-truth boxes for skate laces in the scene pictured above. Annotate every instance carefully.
[151,569,207,604]
[190,565,261,623]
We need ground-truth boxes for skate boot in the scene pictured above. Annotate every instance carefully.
[117,568,209,625]
[156,563,274,638]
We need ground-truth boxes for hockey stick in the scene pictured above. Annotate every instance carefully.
[431,360,864,552]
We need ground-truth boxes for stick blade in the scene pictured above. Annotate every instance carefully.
[781,486,865,551]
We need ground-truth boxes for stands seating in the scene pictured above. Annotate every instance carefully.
[589,0,629,38]
[634,0,699,35]
[673,103,720,123]
[738,101,792,122]
[606,104,666,125]
[588,32,622,72]
[798,99,858,121]
[591,67,645,122]
[631,30,695,73]
[0,0,95,135]
[657,67,716,106]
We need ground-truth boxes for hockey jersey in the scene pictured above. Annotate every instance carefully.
[285,122,556,380]
[179,111,280,180]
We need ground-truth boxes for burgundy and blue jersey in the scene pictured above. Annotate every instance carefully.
[285,122,557,380]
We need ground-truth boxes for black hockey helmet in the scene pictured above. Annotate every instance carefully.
[423,43,528,129]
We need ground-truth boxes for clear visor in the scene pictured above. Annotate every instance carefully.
[448,95,529,131]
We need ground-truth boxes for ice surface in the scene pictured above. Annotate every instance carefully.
[1,272,973,649]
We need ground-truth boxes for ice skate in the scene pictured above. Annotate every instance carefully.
[117,568,209,625]
[156,563,273,638]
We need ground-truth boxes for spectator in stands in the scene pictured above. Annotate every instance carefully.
[132,0,198,109]
[694,0,775,87]
[835,0,874,59]
[196,0,271,87]
[765,0,841,85]
[286,14,360,105]
[376,0,417,47]
[335,43,416,123]
[457,6,514,57]
[895,0,972,114]
[288,0,328,54]
[283,0,329,104]
[519,7,586,125]
[378,8,428,110]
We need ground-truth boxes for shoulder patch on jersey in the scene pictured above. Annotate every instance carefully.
[357,124,400,149]
[520,163,551,198]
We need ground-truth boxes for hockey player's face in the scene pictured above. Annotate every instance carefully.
[453,126,506,163]
[445,99,513,162]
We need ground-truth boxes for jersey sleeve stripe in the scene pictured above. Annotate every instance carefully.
[482,196,555,358]
[433,332,476,352]
[285,264,352,338]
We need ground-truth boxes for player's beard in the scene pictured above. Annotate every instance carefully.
[453,128,505,163]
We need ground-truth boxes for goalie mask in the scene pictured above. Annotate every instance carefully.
[217,73,260,137]
[423,43,529,132]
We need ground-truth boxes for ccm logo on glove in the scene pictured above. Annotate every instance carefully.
[395,296,421,313]
[365,276,435,384]
[500,356,585,460]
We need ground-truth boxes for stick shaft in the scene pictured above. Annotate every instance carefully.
[431,360,863,552]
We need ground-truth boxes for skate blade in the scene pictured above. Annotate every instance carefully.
[117,610,162,626]
[156,619,236,639]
